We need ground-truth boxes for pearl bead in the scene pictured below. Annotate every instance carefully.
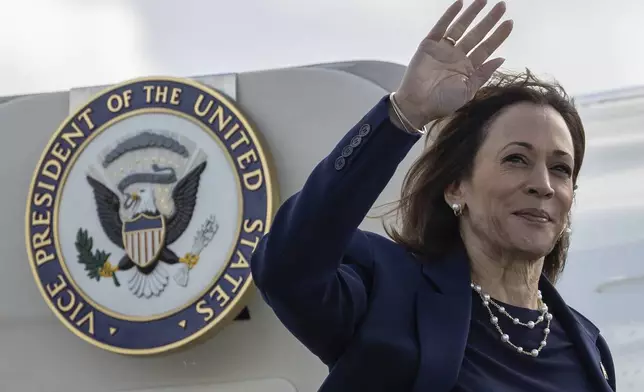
[537,291,542,299]
[540,340,547,347]
[501,334,509,342]
[483,294,490,301]
[483,300,489,306]
[517,347,523,353]
[537,316,543,322]
[546,313,553,320]
[527,321,535,329]
[513,318,519,324]
[474,285,481,292]
[544,328,550,334]
[491,316,498,324]
[531,349,539,357]
[499,307,505,313]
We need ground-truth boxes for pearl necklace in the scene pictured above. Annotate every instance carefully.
[471,283,552,357]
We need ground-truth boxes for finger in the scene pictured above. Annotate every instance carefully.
[468,19,513,68]
[426,0,464,41]
[444,0,488,43]
[456,1,507,55]
[468,57,505,91]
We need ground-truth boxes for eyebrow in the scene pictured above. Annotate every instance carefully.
[502,141,572,159]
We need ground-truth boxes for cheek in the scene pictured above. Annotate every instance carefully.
[463,172,519,234]
[465,180,513,220]
[555,186,574,220]
[466,196,511,238]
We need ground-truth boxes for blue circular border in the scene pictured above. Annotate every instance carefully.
[26,79,271,352]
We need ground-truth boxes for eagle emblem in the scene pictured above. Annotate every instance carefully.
[78,131,218,298]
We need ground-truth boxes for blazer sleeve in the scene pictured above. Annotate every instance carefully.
[597,334,616,390]
[250,94,421,364]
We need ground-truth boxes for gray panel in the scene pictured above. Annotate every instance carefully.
[0,92,70,322]
[308,60,406,92]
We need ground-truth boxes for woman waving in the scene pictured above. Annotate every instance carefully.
[251,1,615,391]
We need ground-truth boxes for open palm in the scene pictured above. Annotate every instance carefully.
[395,0,513,127]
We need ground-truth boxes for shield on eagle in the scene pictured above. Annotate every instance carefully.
[122,214,167,268]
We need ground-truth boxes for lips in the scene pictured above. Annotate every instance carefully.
[513,208,552,223]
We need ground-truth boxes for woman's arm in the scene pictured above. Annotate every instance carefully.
[251,0,511,364]
[251,95,420,364]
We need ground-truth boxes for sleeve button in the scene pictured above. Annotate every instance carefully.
[341,146,353,157]
[334,156,346,170]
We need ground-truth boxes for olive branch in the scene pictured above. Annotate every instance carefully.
[75,228,120,287]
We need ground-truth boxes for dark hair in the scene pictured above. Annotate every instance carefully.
[385,70,586,282]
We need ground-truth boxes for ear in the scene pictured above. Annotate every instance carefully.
[444,181,466,207]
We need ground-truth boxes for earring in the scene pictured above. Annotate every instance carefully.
[451,203,463,217]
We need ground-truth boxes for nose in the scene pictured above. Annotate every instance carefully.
[524,165,554,199]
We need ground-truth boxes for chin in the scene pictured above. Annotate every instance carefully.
[506,218,560,254]
[506,233,558,259]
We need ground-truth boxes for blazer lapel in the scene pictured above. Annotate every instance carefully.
[412,248,472,392]
[540,278,613,391]
[411,251,613,392]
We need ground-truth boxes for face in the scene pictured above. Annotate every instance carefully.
[449,102,575,259]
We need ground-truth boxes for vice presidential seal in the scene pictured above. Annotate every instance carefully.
[25,77,276,354]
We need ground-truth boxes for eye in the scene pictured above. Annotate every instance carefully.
[552,164,572,177]
[503,154,527,165]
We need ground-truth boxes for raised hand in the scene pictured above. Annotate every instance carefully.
[393,0,513,128]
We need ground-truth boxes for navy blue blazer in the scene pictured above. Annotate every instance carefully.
[250,95,616,392]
